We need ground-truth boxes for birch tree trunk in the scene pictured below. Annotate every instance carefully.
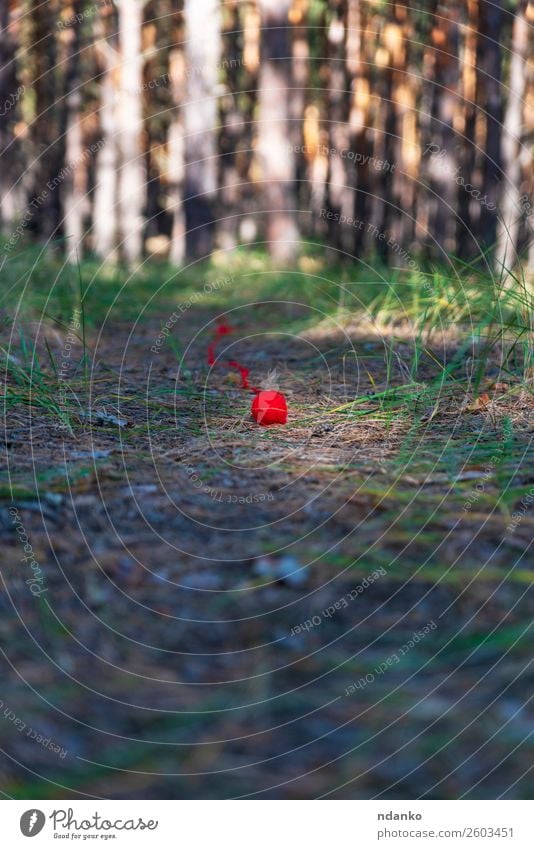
[257,0,300,262]
[117,0,145,265]
[183,0,221,259]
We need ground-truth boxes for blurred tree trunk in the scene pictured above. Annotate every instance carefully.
[388,2,416,249]
[346,0,370,254]
[456,0,478,259]
[63,0,86,264]
[367,11,394,257]
[183,0,221,259]
[495,0,529,274]
[237,0,261,242]
[257,0,299,263]
[290,0,309,149]
[428,1,461,258]
[29,0,63,243]
[0,0,23,231]
[476,0,503,258]
[218,0,244,252]
[524,2,534,273]
[326,0,352,254]
[290,0,309,233]
[168,30,186,266]
[93,4,119,261]
[117,0,146,265]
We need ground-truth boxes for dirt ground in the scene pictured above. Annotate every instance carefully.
[1,303,533,799]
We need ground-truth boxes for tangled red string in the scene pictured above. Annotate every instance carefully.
[207,323,287,425]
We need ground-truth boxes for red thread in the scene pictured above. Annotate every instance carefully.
[207,322,287,425]
[228,361,250,389]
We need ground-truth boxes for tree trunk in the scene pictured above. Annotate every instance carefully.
[168,42,186,266]
[29,0,63,243]
[257,0,300,263]
[117,0,146,265]
[0,0,24,232]
[495,0,529,274]
[476,0,503,258]
[218,0,244,252]
[367,11,395,257]
[183,0,221,259]
[427,1,461,258]
[456,0,478,259]
[326,0,352,255]
[346,0,371,254]
[388,2,416,250]
[524,2,534,274]
[63,0,86,264]
[289,0,309,235]
[93,5,119,262]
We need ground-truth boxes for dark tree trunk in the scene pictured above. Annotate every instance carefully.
[427,1,461,259]
[346,0,371,254]
[29,0,63,243]
[476,0,503,257]
[456,0,479,259]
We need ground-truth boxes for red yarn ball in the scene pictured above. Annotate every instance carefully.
[251,391,288,426]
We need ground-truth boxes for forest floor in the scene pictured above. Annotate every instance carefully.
[1,251,533,798]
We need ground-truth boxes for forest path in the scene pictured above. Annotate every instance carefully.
[1,306,533,799]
